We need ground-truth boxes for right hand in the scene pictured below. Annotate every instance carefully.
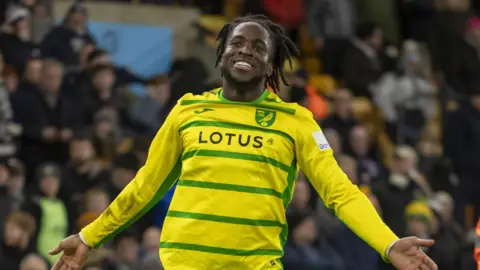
[49,234,89,270]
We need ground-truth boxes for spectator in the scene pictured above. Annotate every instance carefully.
[348,125,383,185]
[102,153,139,200]
[113,230,141,270]
[18,48,43,93]
[321,88,357,148]
[40,3,95,68]
[324,128,342,157]
[0,160,14,227]
[372,146,429,237]
[283,208,345,270]
[22,162,69,265]
[0,60,19,160]
[141,227,161,254]
[0,211,36,270]
[92,108,121,163]
[447,16,480,96]
[2,65,19,93]
[305,0,355,76]
[446,92,480,224]
[83,188,110,216]
[373,40,435,146]
[62,132,111,206]
[341,22,384,98]
[19,253,49,270]
[12,59,84,179]
[130,75,171,135]
[6,158,26,211]
[0,7,35,74]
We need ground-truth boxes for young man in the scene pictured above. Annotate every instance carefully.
[49,15,438,270]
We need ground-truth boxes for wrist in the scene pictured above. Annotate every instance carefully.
[78,232,91,248]
[385,240,398,257]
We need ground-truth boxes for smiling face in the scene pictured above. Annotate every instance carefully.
[220,22,273,91]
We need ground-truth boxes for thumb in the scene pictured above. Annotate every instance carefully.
[414,238,435,247]
[48,242,64,255]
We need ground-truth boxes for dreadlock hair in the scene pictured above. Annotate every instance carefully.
[214,14,300,93]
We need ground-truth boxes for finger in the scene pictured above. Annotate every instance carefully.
[49,243,64,255]
[414,238,434,247]
[423,254,438,270]
[50,258,64,270]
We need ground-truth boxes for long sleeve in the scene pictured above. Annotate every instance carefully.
[294,108,398,259]
[80,104,183,248]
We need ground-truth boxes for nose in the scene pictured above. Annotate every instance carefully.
[238,43,254,57]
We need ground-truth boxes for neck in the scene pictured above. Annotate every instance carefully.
[222,79,265,102]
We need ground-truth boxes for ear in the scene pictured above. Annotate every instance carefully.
[267,63,273,77]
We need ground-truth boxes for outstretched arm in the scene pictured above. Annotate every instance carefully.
[80,105,183,248]
[294,111,397,258]
[294,109,437,269]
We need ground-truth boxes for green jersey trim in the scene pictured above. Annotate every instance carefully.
[182,149,290,172]
[177,179,283,199]
[160,242,283,256]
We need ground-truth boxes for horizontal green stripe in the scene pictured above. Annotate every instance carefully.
[177,179,283,199]
[167,210,284,228]
[178,120,294,144]
[160,242,283,256]
[182,149,291,172]
[180,99,296,115]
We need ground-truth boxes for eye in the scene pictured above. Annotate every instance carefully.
[253,45,265,52]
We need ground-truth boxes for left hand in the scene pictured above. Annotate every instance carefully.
[388,237,438,270]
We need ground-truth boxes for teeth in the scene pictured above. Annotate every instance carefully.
[235,61,252,68]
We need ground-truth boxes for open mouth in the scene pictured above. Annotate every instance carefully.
[233,59,253,71]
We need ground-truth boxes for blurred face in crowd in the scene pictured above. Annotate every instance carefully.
[20,0,36,8]
[91,53,111,66]
[115,236,139,263]
[20,255,48,270]
[4,220,31,248]
[291,173,310,209]
[338,155,358,185]
[350,125,370,157]
[466,25,480,48]
[4,71,18,92]
[333,89,353,118]
[40,62,63,93]
[366,27,383,51]
[147,81,171,106]
[8,173,24,196]
[471,94,480,111]
[93,69,115,91]
[142,227,161,252]
[68,11,87,29]
[324,129,341,156]
[70,139,95,165]
[112,168,135,189]
[85,191,110,215]
[0,164,10,186]
[406,218,429,237]
[392,156,411,175]
[94,120,114,140]
[24,59,43,84]
[292,216,317,243]
[39,176,60,198]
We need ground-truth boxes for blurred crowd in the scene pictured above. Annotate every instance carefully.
[0,0,478,269]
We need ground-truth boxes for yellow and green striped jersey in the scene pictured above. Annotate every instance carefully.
[80,89,398,269]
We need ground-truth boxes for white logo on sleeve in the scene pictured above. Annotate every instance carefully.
[312,130,330,151]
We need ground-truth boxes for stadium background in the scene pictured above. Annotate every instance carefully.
[0,0,478,269]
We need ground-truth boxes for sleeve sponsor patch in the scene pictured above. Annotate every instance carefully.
[312,130,330,151]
